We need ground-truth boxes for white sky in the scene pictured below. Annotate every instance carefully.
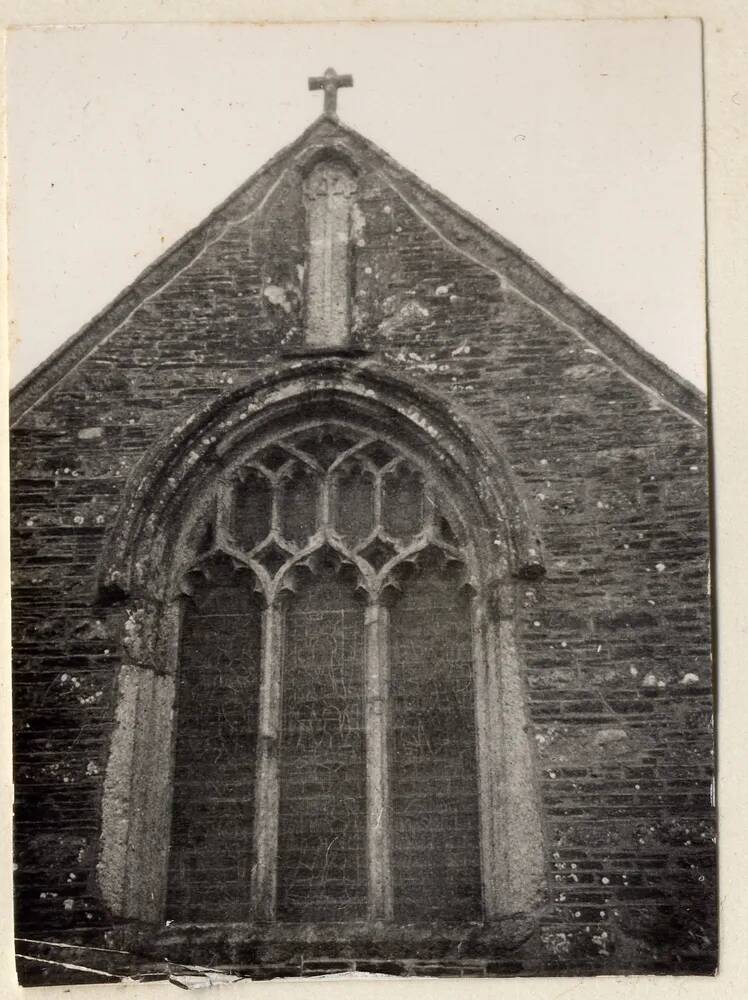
[7,19,706,389]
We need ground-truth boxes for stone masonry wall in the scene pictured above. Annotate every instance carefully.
[11,133,714,983]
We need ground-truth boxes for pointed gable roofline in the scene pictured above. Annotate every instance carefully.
[10,114,707,428]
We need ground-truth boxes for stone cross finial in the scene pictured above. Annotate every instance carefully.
[308,67,353,116]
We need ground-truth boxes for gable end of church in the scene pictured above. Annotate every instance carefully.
[11,114,705,428]
[10,97,714,984]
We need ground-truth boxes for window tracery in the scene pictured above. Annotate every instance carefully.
[186,422,473,606]
[167,421,481,925]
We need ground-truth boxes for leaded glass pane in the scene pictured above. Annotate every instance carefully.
[437,514,460,547]
[255,443,291,472]
[389,556,482,923]
[292,427,357,469]
[382,463,425,542]
[361,440,396,469]
[232,468,272,551]
[278,462,320,547]
[276,557,367,922]
[332,460,375,545]
[166,575,262,924]
[255,539,293,578]
[360,534,397,572]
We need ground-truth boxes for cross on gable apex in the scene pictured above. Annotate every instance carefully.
[308,67,354,116]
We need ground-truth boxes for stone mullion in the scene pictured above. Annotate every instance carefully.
[320,467,332,532]
[364,601,394,921]
[270,475,282,535]
[373,469,383,527]
[214,479,233,545]
[250,601,285,922]
[423,484,437,536]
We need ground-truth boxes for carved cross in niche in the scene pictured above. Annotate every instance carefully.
[303,159,358,349]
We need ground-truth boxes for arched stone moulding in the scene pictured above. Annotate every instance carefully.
[96,358,547,935]
[99,359,543,600]
[293,141,362,181]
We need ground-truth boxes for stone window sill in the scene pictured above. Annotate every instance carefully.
[127,916,538,964]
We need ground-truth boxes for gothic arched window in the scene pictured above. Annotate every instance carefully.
[97,363,546,943]
[165,423,484,925]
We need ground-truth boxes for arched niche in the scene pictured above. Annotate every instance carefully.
[302,156,358,349]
